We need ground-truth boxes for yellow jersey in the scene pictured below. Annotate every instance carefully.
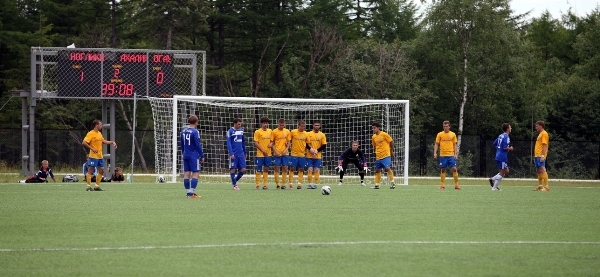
[436,131,457,157]
[83,130,105,159]
[271,128,291,155]
[372,131,393,160]
[534,130,549,157]
[290,129,308,157]
[254,128,272,157]
[306,131,327,159]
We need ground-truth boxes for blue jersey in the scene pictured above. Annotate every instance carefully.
[493,133,510,162]
[227,127,246,156]
[180,127,205,160]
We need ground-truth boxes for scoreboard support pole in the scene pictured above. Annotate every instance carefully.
[101,100,117,176]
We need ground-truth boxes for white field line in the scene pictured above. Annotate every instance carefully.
[1,240,599,252]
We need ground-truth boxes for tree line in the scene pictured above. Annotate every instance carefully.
[1,0,599,144]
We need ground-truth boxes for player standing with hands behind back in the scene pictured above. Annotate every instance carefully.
[82,119,117,191]
[180,115,205,198]
[533,121,550,192]
[434,120,460,190]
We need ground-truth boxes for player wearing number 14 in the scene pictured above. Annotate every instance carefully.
[180,115,205,198]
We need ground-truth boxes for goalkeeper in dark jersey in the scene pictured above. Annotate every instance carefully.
[337,141,367,186]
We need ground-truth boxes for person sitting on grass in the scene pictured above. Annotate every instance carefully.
[111,167,125,183]
[25,160,57,183]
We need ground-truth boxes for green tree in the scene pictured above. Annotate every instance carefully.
[411,0,528,147]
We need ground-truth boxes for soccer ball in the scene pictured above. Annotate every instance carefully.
[321,185,331,195]
[157,175,166,183]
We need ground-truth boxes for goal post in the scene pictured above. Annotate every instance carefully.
[149,96,409,186]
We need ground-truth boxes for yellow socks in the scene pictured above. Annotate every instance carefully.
[256,172,261,187]
[387,170,395,183]
[263,172,268,187]
[86,174,92,186]
[440,173,446,187]
[314,171,320,184]
[307,171,313,184]
[375,172,382,184]
[95,174,102,187]
[298,171,304,184]
[453,171,459,186]
[274,172,280,187]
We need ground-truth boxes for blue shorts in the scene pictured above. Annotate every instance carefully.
[307,158,322,168]
[289,156,307,168]
[375,156,392,169]
[273,155,290,167]
[87,158,104,168]
[534,157,546,168]
[230,155,246,169]
[438,156,457,168]
[255,157,272,171]
[183,158,201,172]
[496,161,508,170]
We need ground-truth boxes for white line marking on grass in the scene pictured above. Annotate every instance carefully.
[1,241,599,252]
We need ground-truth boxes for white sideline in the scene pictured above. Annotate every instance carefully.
[1,240,599,252]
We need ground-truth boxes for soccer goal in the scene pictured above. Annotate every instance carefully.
[149,96,409,185]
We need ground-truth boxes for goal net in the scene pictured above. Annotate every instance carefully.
[149,96,409,186]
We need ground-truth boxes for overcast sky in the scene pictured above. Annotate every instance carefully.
[418,0,598,20]
[510,0,599,19]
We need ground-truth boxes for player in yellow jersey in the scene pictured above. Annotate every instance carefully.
[254,116,273,190]
[533,121,550,192]
[371,122,396,189]
[82,119,117,191]
[288,120,309,189]
[433,120,460,190]
[306,121,327,189]
[271,118,291,189]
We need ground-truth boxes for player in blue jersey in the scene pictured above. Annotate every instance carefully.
[180,115,205,198]
[488,123,513,191]
[227,118,247,190]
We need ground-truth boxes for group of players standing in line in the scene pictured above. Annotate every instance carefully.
[70,116,550,196]
[223,117,398,191]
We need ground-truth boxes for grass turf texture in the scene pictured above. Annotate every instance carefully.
[1,180,599,276]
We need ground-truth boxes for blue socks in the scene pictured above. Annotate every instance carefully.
[184,179,191,196]
[231,172,244,186]
[230,172,236,185]
[235,172,244,182]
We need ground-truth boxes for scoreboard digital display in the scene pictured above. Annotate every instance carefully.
[57,50,174,98]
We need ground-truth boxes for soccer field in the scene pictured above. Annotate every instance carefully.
[1,179,600,276]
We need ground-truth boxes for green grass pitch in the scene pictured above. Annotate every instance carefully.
[1,179,599,276]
